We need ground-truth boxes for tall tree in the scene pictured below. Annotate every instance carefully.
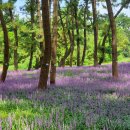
[99,0,130,65]
[81,0,88,65]
[8,0,19,71]
[28,0,35,71]
[58,2,71,67]
[92,0,98,66]
[69,18,75,67]
[38,0,51,89]
[105,0,118,78]
[36,0,44,68]
[0,7,10,82]
[50,0,58,84]
[74,1,80,66]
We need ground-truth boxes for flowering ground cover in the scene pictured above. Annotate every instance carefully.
[0,63,130,130]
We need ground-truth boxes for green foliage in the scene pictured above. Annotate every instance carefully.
[0,1,130,69]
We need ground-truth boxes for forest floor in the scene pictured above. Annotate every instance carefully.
[0,63,130,129]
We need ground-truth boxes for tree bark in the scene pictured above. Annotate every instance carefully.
[0,9,10,82]
[69,29,74,67]
[74,6,80,66]
[73,5,80,66]
[67,15,74,67]
[99,0,130,65]
[105,0,118,78]
[38,0,51,89]
[50,0,58,84]
[8,8,18,71]
[37,0,44,68]
[92,0,98,66]
[28,0,35,71]
[58,3,69,67]
[81,2,88,66]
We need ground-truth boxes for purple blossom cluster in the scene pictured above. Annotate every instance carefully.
[0,62,130,129]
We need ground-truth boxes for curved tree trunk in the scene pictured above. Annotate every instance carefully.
[0,9,10,82]
[38,0,51,89]
[50,0,58,84]
[105,0,118,78]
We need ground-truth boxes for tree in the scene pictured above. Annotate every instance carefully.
[0,6,10,82]
[99,0,130,65]
[38,0,51,89]
[36,0,44,67]
[92,0,98,66]
[50,0,58,84]
[105,0,118,78]
[58,2,72,67]
[81,0,89,65]
[73,0,80,66]
[28,0,36,71]
[8,0,19,71]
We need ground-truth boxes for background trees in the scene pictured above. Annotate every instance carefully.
[0,0,130,85]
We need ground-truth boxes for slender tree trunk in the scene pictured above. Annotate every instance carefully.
[38,0,51,89]
[98,32,109,65]
[58,3,69,67]
[69,8,75,67]
[99,0,130,65]
[74,6,80,66]
[0,9,10,82]
[105,0,118,78]
[28,0,35,71]
[70,29,74,67]
[92,0,98,66]
[59,47,71,67]
[81,3,88,65]
[67,15,74,67]
[50,0,58,84]
[8,8,18,71]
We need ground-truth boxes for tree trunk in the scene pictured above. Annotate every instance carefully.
[67,16,74,67]
[37,0,44,67]
[105,0,118,78]
[81,3,88,65]
[92,0,98,66]
[99,0,130,65]
[38,0,51,89]
[28,0,35,71]
[74,6,80,66]
[58,3,69,67]
[8,8,18,71]
[69,29,74,67]
[98,31,109,65]
[50,0,58,84]
[0,9,10,82]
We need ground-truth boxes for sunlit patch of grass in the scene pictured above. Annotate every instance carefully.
[104,93,119,100]
[62,71,74,77]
